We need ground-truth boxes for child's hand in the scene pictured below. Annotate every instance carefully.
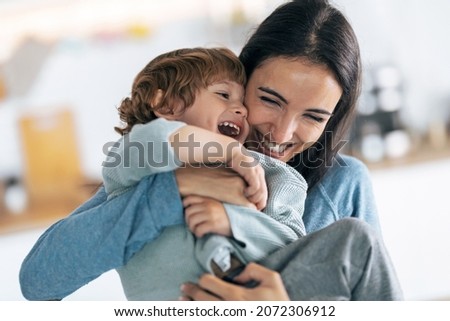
[183,196,231,237]
[229,147,267,210]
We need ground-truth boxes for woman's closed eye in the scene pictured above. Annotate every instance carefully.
[260,96,281,108]
[305,114,325,123]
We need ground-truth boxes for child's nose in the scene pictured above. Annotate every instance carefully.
[233,103,247,117]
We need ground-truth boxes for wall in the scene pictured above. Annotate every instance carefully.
[371,158,450,300]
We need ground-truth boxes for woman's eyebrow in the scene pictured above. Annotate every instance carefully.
[258,87,288,104]
[306,108,334,116]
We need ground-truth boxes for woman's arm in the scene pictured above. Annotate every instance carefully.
[303,155,381,233]
[19,172,183,300]
[175,165,255,208]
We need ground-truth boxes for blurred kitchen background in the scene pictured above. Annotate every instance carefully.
[1,0,449,301]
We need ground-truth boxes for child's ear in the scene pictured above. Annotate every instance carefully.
[152,89,183,120]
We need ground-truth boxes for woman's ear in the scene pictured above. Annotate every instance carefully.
[152,89,183,120]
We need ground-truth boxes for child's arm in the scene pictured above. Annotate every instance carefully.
[103,119,267,209]
[170,126,267,210]
[102,118,185,197]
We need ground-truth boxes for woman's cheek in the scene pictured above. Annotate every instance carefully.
[308,128,326,147]
[297,125,323,147]
[248,106,274,125]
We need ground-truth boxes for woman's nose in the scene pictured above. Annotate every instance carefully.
[271,117,297,143]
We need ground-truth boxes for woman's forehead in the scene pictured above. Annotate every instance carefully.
[253,57,335,81]
[251,58,341,93]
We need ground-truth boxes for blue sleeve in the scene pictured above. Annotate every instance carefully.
[303,155,381,234]
[19,172,183,300]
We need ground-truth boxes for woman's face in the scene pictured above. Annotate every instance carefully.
[244,58,343,162]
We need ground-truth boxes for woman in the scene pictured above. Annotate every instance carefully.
[177,0,379,233]
[19,0,401,300]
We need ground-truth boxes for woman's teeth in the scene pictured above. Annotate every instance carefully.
[262,137,289,153]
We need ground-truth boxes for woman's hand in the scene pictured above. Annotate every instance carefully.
[180,263,290,301]
[175,166,257,209]
[183,195,231,237]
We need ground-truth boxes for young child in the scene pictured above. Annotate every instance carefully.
[102,47,307,300]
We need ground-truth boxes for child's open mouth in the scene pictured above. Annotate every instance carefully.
[218,121,241,138]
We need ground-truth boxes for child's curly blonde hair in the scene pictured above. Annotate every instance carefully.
[115,47,246,135]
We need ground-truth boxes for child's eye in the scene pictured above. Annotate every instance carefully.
[216,92,230,99]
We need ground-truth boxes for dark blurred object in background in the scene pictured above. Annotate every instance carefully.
[349,65,412,163]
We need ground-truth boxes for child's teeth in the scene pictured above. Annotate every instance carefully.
[219,122,241,135]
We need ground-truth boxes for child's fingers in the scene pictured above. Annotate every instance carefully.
[246,194,267,211]
[255,199,267,211]
[243,175,262,197]
[185,207,216,237]
[191,222,213,238]
[183,195,206,208]
[245,181,268,210]
[185,207,206,229]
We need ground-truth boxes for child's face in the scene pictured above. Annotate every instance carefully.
[177,80,249,143]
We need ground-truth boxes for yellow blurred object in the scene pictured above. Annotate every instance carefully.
[0,180,5,215]
[0,74,7,100]
[127,23,152,38]
[231,7,247,26]
[18,109,91,210]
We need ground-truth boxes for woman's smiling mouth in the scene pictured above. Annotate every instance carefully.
[249,130,296,160]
